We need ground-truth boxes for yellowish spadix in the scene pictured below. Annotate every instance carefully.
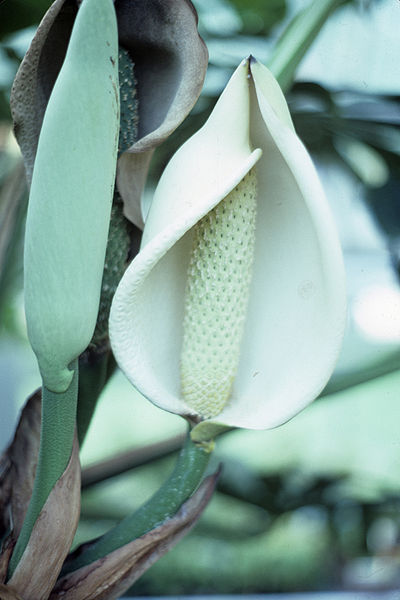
[181,169,257,417]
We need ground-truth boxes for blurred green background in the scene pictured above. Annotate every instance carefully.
[1,0,400,596]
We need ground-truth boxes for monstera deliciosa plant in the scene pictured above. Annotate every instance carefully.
[0,0,346,598]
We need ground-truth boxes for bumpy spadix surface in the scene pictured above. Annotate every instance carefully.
[181,169,257,418]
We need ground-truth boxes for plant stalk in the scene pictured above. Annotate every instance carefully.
[8,359,79,577]
[62,431,212,574]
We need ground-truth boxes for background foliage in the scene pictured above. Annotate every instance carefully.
[1,0,400,595]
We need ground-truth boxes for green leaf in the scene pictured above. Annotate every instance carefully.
[334,135,389,188]
[268,0,346,92]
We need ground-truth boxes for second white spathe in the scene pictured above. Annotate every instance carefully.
[110,56,346,442]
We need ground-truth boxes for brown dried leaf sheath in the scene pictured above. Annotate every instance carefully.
[50,471,218,600]
[10,0,74,186]
[0,582,24,600]
[7,437,80,600]
[0,390,41,549]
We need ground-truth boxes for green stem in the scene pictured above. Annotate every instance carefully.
[81,433,186,488]
[8,359,79,577]
[268,0,345,92]
[77,351,114,445]
[62,431,212,574]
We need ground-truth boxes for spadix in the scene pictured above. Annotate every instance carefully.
[181,169,258,418]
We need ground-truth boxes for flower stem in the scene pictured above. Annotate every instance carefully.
[62,431,212,574]
[8,359,79,577]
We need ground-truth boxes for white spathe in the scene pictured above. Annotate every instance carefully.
[109,56,346,441]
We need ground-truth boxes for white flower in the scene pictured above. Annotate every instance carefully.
[110,56,346,442]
